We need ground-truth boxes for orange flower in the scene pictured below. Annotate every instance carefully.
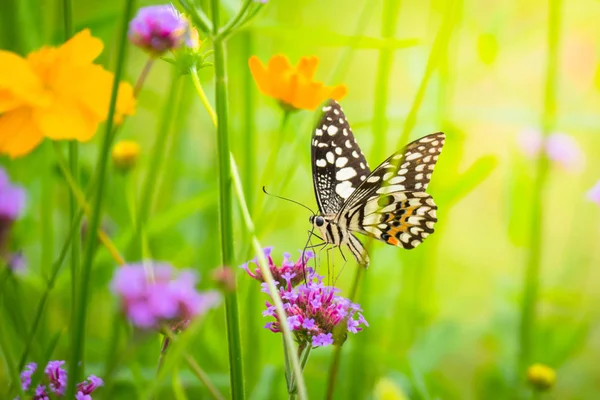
[0,29,136,158]
[249,55,347,111]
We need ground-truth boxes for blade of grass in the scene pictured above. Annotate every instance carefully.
[517,0,562,384]
[65,0,136,396]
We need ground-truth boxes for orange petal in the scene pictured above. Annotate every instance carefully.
[33,100,100,141]
[0,50,48,111]
[248,56,273,97]
[0,107,44,158]
[296,56,319,79]
[57,29,104,66]
[328,84,348,101]
[293,81,325,110]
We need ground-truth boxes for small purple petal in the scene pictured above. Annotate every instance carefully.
[587,180,600,206]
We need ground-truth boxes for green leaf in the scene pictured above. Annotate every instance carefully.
[252,25,419,50]
[440,155,498,206]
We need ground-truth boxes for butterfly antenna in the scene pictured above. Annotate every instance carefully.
[262,186,315,216]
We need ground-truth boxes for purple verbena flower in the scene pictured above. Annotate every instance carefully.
[8,252,26,273]
[0,168,26,257]
[32,384,49,400]
[77,375,104,397]
[20,362,36,391]
[111,262,220,330]
[45,360,67,395]
[243,250,368,347]
[128,5,188,55]
[587,180,600,206]
[241,247,314,288]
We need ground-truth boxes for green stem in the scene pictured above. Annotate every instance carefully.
[230,154,308,400]
[371,0,401,161]
[178,0,213,34]
[517,0,561,382]
[211,1,245,397]
[137,72,181,239]
[134,57,155,97]
[0,298,25,399]
[184,354,226,400]
[219,0,253,37]
[66,0,136,396]
[325,267,363,399]
[241,32,256,213]
[190,66,217,126]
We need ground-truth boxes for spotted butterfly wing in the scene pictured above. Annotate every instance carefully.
[310,99,445,265]
[311,101,370,215]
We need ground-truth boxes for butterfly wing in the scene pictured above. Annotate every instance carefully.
[338,132,445,249]
[342,132,445,210]
[311,100,371,215]
[345,191,437,249]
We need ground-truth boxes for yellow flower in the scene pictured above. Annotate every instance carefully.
[0,29,136,158]
[248,54,347,111]
[112,140,140,172]
[527,363,556,391]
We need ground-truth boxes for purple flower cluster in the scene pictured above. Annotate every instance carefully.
[517,129,585,171]
[128,5,192,55]
[0,167,26,271]
[17,361,103,399]
[111,262,220,330]
[243,249,368,348]
[242,247,314,288]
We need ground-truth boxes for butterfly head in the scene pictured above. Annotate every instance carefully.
[309,215,326,228]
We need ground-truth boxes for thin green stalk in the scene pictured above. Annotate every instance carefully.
[230,154,308,400]
[211,1,245,396]
[396,0,457,148]
[241,32,256,212]
[518,0,562,381]
[66,0,136,396]
[219,0,253,37]
[371,0,401,161]
[137,72,182,239]
[0,299,25,399]
[325,267,363,399]
[64,0,80,370]
[190,66,217,126]
[184,354,226,400]
[134,57,155,97]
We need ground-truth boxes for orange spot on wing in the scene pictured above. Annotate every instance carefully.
[387,236,399,246]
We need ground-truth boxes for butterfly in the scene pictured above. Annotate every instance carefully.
[308,99,445,266]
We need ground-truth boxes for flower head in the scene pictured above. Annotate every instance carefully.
[77,375,104,397]
[129,5,189,56]
[44,360,67,395]
[249,55,347,111]
[241,247,314,288]
[112,140,140,172]
[0,30,136,158]
[20,362,36,391]
[33,384,49,400]
[244,251,368,348]
[527,363,556,391]
[0,167,26,222]
[517,129,585,171]
[111,262,221,330]
[587,180,600,206]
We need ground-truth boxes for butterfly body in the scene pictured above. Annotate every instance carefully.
[310,100,445,266]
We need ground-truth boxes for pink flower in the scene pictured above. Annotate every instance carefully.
[587,180,600,206]
[517,129,585,171]
[111,262,220,330]
[241,247,314,288]
[128,5,188,56]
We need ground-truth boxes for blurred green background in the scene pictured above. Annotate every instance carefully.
[1,0,600,398]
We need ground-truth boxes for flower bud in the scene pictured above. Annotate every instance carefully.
[112,140,140,172]
[527,363,556,391]
[128,5,188,56]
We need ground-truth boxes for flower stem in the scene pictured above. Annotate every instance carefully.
[137,71,182,251]
[184,354,226,400]
[190,66,217,126]
[0,307,25,399]
[325,267,363,399]
[257,110,290,200]
[211,1,245,396]
[134,57,154,97]
[517,0,562,383]
[230,154,308,400]
[66,0,136,396]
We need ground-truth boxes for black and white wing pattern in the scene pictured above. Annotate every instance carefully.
[340,133,445,249]
[311,100,371,215]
